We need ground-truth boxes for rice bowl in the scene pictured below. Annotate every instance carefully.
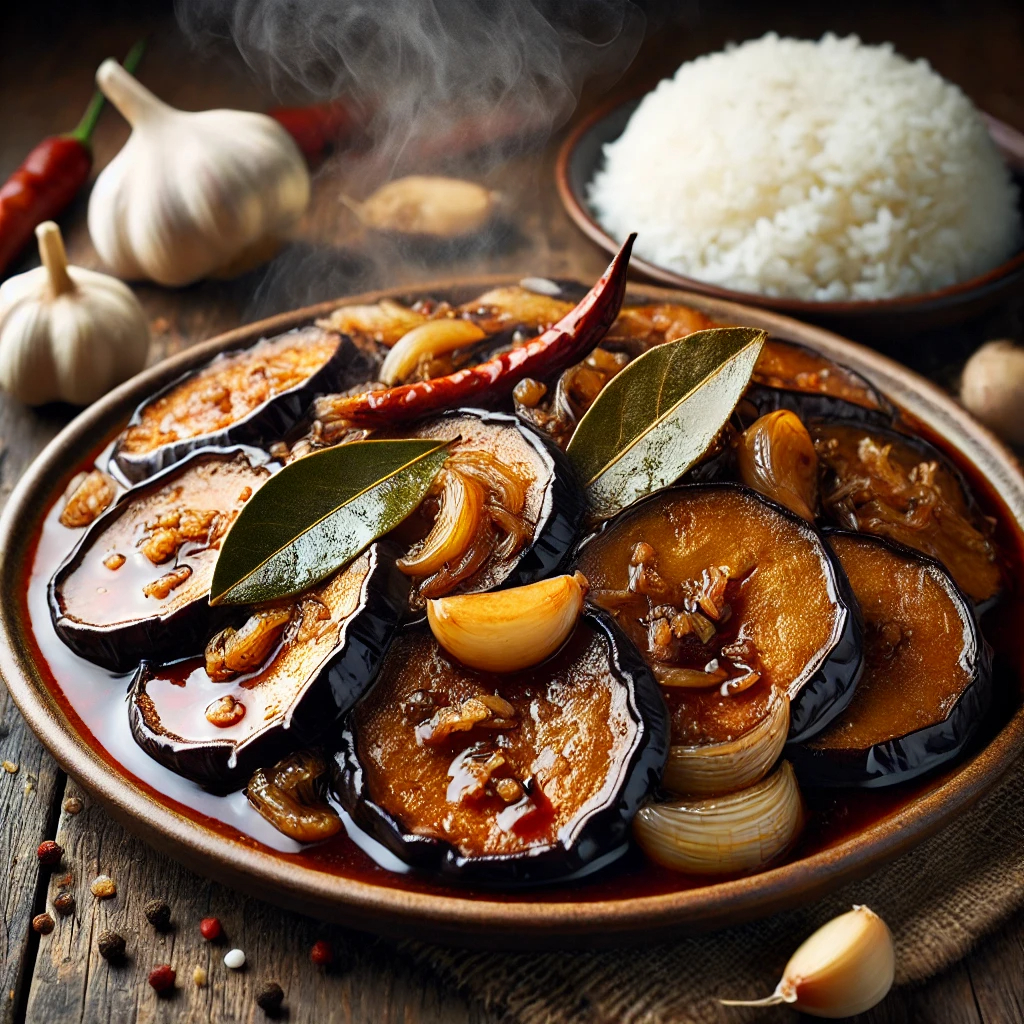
[588,34,1023,303]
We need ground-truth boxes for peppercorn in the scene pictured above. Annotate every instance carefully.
[63,796,83,814]
[53,892,75,916]
[310,939,333,966]
[148,964,175,994]
[36,840,63,867]
[144,898,171,930]
[90,875,116,899]
[256,982,285,1016]
[97,930,126,962]
[32,913,54,935]
[199,916,222,941]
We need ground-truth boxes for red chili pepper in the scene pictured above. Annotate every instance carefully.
[0,41,144,280]
[317,233,636,426]
[268,100,357,163]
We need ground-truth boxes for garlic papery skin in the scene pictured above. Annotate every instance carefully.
[634,760,803,874]
[380,318,487,385]
[88,60,310,287]
[426,572,587,673]
[721,905,895,1017]
[663,687,789,797]
[0,221,150,406]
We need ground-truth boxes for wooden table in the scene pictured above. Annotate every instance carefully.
[2,3,1024,1021]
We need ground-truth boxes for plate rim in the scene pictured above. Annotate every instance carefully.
[2,279,1023,949]
[555,93,1024,318]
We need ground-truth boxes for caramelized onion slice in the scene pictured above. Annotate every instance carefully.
[634,761,803,874]
[397,469,485,578]
[663,687,790,796]
[380,319,488,385]
[247,750,342,843]
[737,410,818,521]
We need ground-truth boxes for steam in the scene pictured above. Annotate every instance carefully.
[175,0,645,315]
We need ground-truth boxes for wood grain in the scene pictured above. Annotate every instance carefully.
[1,2,1024,1022]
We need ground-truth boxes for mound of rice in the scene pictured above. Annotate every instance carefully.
[588,34,1022,301]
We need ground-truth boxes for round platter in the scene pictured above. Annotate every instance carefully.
[2,280,1023,949]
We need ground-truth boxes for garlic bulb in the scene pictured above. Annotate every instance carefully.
[0,222,150,406]
[427,572,588,673]
[721,905,895,1017]
[88,60,310,286]
[960,339,1024,445]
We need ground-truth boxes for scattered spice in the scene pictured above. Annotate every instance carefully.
[148,964,175,993]
[56,873,73,887]
[63,796,83,815]
[90,875,117,899]
[53,892,75,916]
[199,917,222,941]
[193,966,208,987]
[224,948,246,969]
[144,898,171,930]
[36,841,63,867]
[97,930,126,962]
[310,940,333,966]
[2,760,18,774]
[256,981,285,1015]
[32,913,55,935]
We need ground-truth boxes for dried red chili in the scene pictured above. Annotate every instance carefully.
[315,233,636,427]
[268,101,358,162]
[0,42,143,279]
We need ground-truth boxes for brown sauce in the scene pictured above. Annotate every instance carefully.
[19,345,1024,903]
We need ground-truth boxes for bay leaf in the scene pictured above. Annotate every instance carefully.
[566,326,767,518]
[210,438,451,605]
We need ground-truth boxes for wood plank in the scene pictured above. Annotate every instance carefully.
[23,779,488,1024]
[966,915,1024,1024]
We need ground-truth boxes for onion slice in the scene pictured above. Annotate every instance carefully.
[397,470,485,578]
[380,319,487,385]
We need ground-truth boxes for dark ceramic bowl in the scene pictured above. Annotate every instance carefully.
[2,283,1024,948]
[556,97,1024,339]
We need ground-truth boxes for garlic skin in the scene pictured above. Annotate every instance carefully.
[426,572,587,673]
[0,222,150,406]
[722,905,895,1017]
[348,176,498,238]
[960,339,1024,445]
[88,60,310,286]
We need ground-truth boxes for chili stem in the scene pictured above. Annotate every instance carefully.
[69,38,146,146]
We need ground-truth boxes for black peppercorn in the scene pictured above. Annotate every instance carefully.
[143,897,171,930]
[97,929,126,962]
[256,982,285,1016]
[53,892,75,916]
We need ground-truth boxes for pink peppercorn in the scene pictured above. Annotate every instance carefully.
[310,940,333,966]
[148,964,176,994]
[200,917,222,941]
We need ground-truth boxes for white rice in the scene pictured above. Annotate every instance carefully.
[588,34,1022,301]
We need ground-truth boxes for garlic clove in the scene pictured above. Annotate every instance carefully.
[634,760,803,874]
[960,339,1024,446]
[721,905,895,1017]
[88,61,310,287]
[380,318,488,386]
[0,222,150,407]
[426,572,587,673]
[347,176,499,238]
[663,686,789,796]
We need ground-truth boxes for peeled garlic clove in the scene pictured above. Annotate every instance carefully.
[88,60,310,286]
[960,339,1024,446]
[0,221,150,406]
[721,905,895,1017]
[634,760,803,874]
[663,687,789,797]
[426,572,587,673]
[380,318,487,385]
[348,176,498,238]
[737,409,819,521]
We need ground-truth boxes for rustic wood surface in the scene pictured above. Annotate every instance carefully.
[2,3,1024,1022]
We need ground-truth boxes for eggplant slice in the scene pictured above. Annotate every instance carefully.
[49,447,277,672]
[110,327,372,484]
[383,409,584,606]
[745,339,895,424]
[792,532,993,787]
[332,610,669,886]
[576,484,863,744]
[812,420,1001,605]
[129,542,409,788]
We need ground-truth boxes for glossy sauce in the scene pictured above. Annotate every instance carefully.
[22,397,1024,903]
